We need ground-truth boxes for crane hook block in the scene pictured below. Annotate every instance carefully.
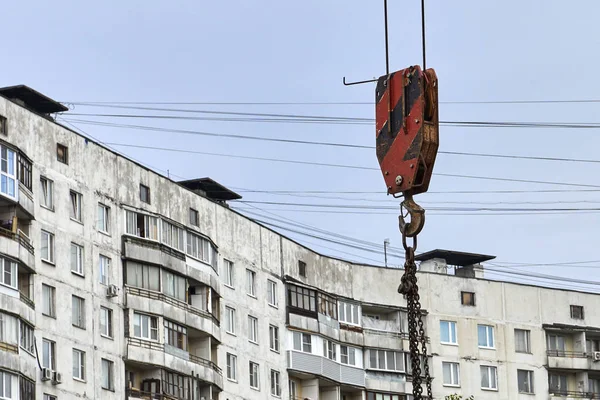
[375,66,439,196]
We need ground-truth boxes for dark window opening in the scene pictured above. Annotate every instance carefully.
[298,260,306,277]
[461,291,475,306]
[571,305,584,320]
[140,184,151,204]
[57,143,68,164]
[17,153,32,191]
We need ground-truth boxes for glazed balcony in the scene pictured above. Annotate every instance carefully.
[287,350,365,387]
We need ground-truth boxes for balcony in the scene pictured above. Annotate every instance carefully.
[123,235,186,270]
[550,390,600,399]
[547,350,590,370]
[126,337,223,390]
[287,350,365,387]
[0,226,34,268]
[0,342,37,381]
[0,287,34,324]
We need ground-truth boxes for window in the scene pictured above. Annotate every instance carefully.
[341,345,357,366]
[267,280,277,306]
[571,305,584,319]
[269,325,279,352]
[161,220,185,252]
[338,301,361,325]
[0,371,14,399]
[461,291,475,306]
[42,284,56,317]
[549,373,567,394]
[17,153,32,191]
[42,339,56,369]
[186,231,216,269]
[73,349,86,380]
[126,261,159,291]
[478,325,495,348]
[0,145,16,199]
[366,392,403,400]
[71,243,84,276]
[249,362,260,390]
[292,331,312,353]
[442,362,460,387]
[515,329,531,353]
[163,371,186,398]
[225,307,236,334]
[368,349,405,372]
[298,260,306,277]
[164,320,187,350]
[224,259,234,287]
[189,208,199,226]
[440,320,458,344]
[226,353,237,381]
[481,365,498,390]
[20,377,34,400]
[548,334,566,355]
[40,176,54,209]
[72,295,86,329]
[0,258,17,289]
[270,369,281,396]
[318,292,337,319]
[140,184,151,203]
[288,285,317,313]
[19,321,34,353]
[98,203,110,233]
[323,339,336,360]
[125,210,159,240]
[517,369,534,394]
[162,269,186,301]
[44,394,57,400]
[246,269,256,296]
[41,230,55,263]
[57,143,68,164]
[99,255,111,285]
[0,116,5,136]
[133,312,158,340]
[248,315,258,343]
[102,359,114,390]
[100,307,113,338]
[70,190,82,221]
[289,380,297,399]
[0,313,17,346]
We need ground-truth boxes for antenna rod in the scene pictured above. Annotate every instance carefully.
[421,0,426,70]
[384,0,390,76]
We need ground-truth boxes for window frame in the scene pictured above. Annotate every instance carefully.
[267,279,277,307]
[0,116,6,136]
[19,320,35,354]
[323,339,337,360]
[517,369,534,394]
[40,230,55,264]
[132,312,159,341]
[100,307,113,339]
[340,345,357,366]
[44,394,58,400]
[226,353,237,382]
[223,259,234,288]
[42,338,56,370]
[225,306,236,335]
[549,372,568,394]
[318,292,337,319]
[72,348,86,381]
[189,208,199,226]
[338,300,361,326]
[480,365,498,391]
[69,190,83,222]
[71,295,86,329]
[287,284,317,314]
[140,184,151,204]
[571,305,584,320]
[0,257,17,289]
[42,284,56,318]
[0,144,17,200]
[440,320,458,345]
[70,242,84,276]
[125,210,159,241]
[477,324,495,349]
[249,361,260,390]
[40,176,54,210]
[99,254,111,285]
[292,331,312,353]
[269,324,279,352]
[57,143,68,164]
[270,369,281,397]
[368,349,405,372]
[442,361,461,387]
[461,291,476,306]
[0,371,14,399]
[101,358,114,391]
[164,319,188,351]
[246,269,256,297]
[298,260,306,277]
[98,203,110,234]
[514,329,531,353]
[248,315,258,344]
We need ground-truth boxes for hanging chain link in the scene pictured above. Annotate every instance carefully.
[399,234,433,399]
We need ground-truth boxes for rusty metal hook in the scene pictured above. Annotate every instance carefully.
[343,77,378,86]
[399,195,425,238]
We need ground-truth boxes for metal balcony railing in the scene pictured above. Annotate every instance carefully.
[19,292,35,309]
[547,350,587,358]
[0,226,34,255]
[550,389,600,398]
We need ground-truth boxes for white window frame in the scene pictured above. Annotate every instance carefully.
[0,371,14,399]
[97,203,110,233]
[226,353,237,381]
[0,145,17,200]
[72,295,86,329]
[224,259,234,287]
[292,331,312,353]
[248,315,258,343]
[440,320,458,345]
[40,176,54,210]
[100,307,113,338]
[0,258,17,289]
[323,339,337,360]
[270,369,281,397]
[41,230,55,263]
[478,324,495,349]
[267,279,277,307]
[19,320,34,354]
[515,329,531,353]
[225,306,236,334]
[99,255,111,285]
[481,365,498,390]
[442,362,460,387]
[368,349,405,372]
[71,242,84,276]
[101,358,114,390]
[340,345,357,366]
[125,210,159,241]
[161,219,185,252]
[42,284,56,317]
[73,348,86,381]
[518,369,534,394]
[70,190,82,222]
[269,325,279,352]
[42,338,56,370]
[338,301,361,326]
[133,312,158,341]
[249,361,260,390]
[0,312,17,346]
[186,230,214,265]
[246,269,256,297]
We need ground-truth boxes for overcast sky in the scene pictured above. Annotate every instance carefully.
[4,1,600,291]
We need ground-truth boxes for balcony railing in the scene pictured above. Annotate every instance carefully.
[125,286,220,326]
[547,350,587,358]
[19,292,34,309]
[0,226,34,255]
[126,388,169,400]
[550,390,600,398]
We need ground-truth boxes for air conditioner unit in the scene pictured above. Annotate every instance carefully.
[41,368,52,381]
[52,372,62,385]
[593,351,600,361]
[106,284,118,297]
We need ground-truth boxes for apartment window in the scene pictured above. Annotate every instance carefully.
[481,365,498,390]
[71,243,84,276]
[366,393,403,400]
[99,255,111,285]
[73,349,86,380]
[44,394,57,400]
[19,320,34,353]
[298,260,306,277]
[249,362,260,390]
[289,380,298,399]
[161,219,185,252]
[41,230,55,263]
[100,307,113,338]
[477,325,495,348]
[270,369,281,397]
[0,371,14,399]
[440,320,458,344]
[164,320,187,351]
[341,345,357,366]
[126,261,159,291]
[42,284,56,317]
[517,369,534,394]
[72,295,86,329]
[101,359,114,390]
[549,373,567,394]
[548,334,566,355]
[162,269,186,301]
[0,145,16,199]
[133,312,158,340]
[224,259,234,287]
[186,231,216,268]
[42,339,56,369]
[368,349,405,372]
[0,258,17,289]
[163,371,186,398]
[338,301,361,325]
[318,292,337,319]
[189,208,199,226]
[140,184,150,204]
[57,143,68,164]
[515,329,531,353]
[248,315,258,343]
[17,153,32,191]
[571,305,584,319]
[125,210,159,240]
[40,176,54,209]
[323,339,337,360]
[0,116,5,136]
[20,377,34,400]
[70,190,82,222]
[293,331,312,353]
[226,353,237,381]
[0,313,17,346]
[225,307,236,334]
[267,280,277,306]
[461,291,475,306]
[288,285,316,313]
[98,203,110,233]
[246,269,256,297]
[269,325,279,352]
[442,362,460,387]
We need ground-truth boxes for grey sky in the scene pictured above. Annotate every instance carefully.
[4,1,600,290]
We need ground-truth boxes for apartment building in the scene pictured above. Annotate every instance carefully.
[0,85,599,400]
